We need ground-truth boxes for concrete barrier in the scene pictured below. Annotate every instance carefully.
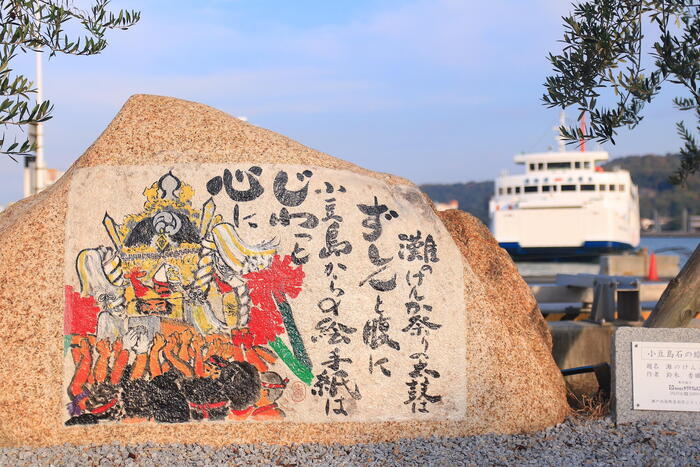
[531,282,667,304]
[549,321,621,395]
[550,319,700,395]
[600,254,679,278]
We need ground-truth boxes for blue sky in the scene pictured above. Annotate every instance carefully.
[0,0,684,206]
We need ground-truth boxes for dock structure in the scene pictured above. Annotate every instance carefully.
[533,270,698,396]
[531,279,667,322]
[523,251,682,322]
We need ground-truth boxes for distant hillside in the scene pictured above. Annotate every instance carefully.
[420,154,698,228]
[602,154,700,226]
[420,181,493,224]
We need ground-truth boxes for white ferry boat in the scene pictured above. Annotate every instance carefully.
[489,150,640,259]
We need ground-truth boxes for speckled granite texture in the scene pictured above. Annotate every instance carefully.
[0,95,568,446]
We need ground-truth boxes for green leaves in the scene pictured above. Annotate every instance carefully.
[670,111,700,185]
[0,0,140,160]
[544,0,700,184]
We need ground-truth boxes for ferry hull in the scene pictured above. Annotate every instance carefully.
[499,240,635,260]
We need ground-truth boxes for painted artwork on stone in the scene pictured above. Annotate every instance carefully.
[63,165,466,425]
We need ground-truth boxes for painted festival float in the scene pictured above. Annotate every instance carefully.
[63,167,465,425]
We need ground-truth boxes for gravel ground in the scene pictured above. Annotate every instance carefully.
[1,416,698,466]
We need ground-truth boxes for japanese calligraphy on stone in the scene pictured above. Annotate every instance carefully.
[63,163,467,425]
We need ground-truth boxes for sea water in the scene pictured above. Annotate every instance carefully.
[639,236,699,265]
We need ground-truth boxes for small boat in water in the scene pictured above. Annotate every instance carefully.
[489,148,640,259]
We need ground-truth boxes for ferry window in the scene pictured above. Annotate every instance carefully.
[581,184,595,191]
[538,163,544,170]
[575,162,581,169]
[529,163,535,171]
[599,184,606,191]
[561,184,576,191]
[498,188,503,195]
[547,162,571,169]
[515,187,521,194]
[619,184,625,191]
[553,185,558,191]
[524,186,538,193]
[542,185,552,192]
[584,161,591,168]
[609,184,616,191]
[507,187,512,194]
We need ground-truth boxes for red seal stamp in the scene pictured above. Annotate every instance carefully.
[290,381,306,403]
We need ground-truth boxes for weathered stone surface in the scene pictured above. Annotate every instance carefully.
[0,95,568,446]
[436,210,569,431]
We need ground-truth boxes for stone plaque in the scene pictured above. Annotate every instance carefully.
[613,327,700,425]
[632,341,700,412]
[62,164,466,426]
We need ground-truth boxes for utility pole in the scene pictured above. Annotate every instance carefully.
[555,111,566,152]
[34,46,43,192]
[653,209,660,233]
[24,11,44,198]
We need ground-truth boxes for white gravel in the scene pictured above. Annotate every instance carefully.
[1,416,698,466]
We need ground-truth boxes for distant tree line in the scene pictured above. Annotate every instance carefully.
[420,181,493,224]
[420,153,699,229]
[605,154,700,229]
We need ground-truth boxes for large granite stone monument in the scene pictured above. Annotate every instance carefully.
[0,95,568,446]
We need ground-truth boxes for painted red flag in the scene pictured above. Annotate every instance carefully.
[64,285,101,335]
[243,255,304,346]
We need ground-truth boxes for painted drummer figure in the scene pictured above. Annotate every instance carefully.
[229,371,288,420]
